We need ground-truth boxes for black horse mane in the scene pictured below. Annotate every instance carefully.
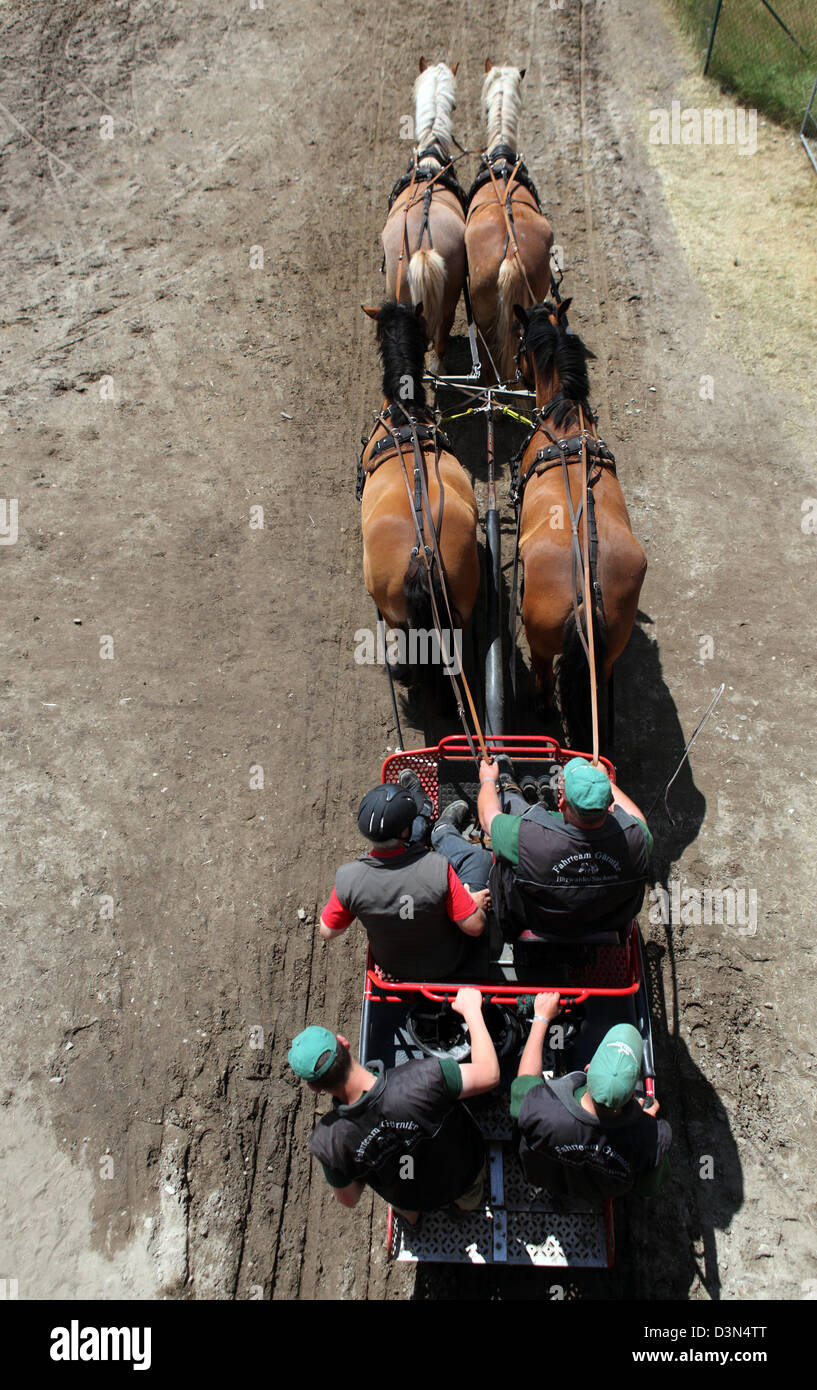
[374,302,428,417]
[525,302,595,427]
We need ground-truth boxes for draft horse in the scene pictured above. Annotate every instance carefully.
[465,63,554,383]
[513,300,646,751]
[381,60,467,371]
[358,302,480,701]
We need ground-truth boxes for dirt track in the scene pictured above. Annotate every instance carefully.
[1,0,816,1302]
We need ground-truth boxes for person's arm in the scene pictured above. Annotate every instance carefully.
[477,757,502,835]
[332,1179,366,1208]
[609,782,647,825]
[319,885,355,940]
[609,784,654,855]
[450,987,500,1097]
[316,1155,366,1207]
[445,867,486,938]
[456,907,486,937]
[517,992,561,1078]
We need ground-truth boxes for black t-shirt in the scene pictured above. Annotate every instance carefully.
[309,1059,484,1210]
[516,1072,672,1200]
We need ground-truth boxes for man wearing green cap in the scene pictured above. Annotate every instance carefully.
[510,992,671,1200]
[288,988,500,1222]
[476,754,653,939]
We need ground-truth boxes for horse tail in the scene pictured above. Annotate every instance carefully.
[557,603,609,753]
[407,247,446,343]
[495,254,529,382]
[393,557,462,707]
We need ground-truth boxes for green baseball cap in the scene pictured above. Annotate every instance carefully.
[586,1024,643,1108]
[288,1026,340,1081]
[563,757,612,814]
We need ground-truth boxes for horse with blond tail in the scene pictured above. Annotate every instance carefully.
[465,62,554,383]
[381,60,467,371]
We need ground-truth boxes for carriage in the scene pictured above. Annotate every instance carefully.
[358,735,657,1268]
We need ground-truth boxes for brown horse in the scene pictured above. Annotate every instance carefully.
[464,63,554,383]
[513,300,646,751]
[381,60,467,371]
[358,302,479,699]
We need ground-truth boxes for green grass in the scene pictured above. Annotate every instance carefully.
[672,0,817,128]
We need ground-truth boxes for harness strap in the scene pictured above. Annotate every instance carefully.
[510,434,616,507]
[465,151,543,211]
[482,157,538,304]
[357,421,451,501]
[388,158,469,215]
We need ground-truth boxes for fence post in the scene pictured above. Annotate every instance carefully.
[704,0,724,75]
[802,75,817,174]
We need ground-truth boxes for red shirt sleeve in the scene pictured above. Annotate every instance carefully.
[320,886,355,933]
[445,866,478,924]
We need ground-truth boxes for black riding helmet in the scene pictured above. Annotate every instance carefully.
[357,784,418,843]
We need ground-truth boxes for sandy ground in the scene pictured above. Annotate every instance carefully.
[1,0,816,1302]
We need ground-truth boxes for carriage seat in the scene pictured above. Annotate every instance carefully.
[516,927,623,948]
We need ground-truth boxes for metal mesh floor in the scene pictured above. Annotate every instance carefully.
[388,1141,610,1267]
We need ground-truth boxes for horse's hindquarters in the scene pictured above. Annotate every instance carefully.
[361,455,479,634]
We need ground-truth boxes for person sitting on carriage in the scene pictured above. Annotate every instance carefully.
[430,755,652,941]
[318,778,489,980]
[288,987,499,1224]
[511,992,671,1201]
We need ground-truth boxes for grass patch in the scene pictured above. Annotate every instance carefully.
[671,0,817,128]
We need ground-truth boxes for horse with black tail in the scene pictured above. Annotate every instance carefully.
[512,299,646,753]
[358,301,480,705]
[381,60,467,372]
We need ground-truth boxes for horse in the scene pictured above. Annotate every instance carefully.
[513,299,647,752]
[464,62,554,384]
[358,301,480,702]
[381,59,467,371]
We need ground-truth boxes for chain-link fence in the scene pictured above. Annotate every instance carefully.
[674,0,817,131]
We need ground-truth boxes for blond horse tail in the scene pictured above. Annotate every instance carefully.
[407,247,446,344]
[495,254,529,382]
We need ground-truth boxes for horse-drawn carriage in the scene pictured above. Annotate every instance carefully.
[353,60,662,1270]
[358,736,657,1268]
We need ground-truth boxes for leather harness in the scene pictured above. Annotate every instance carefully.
[510,430,616,508]
[388,148,469,216]
[465,144,542,210]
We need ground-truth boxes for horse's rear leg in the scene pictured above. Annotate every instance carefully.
[532,655,555,718]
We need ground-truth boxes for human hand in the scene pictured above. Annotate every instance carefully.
[452,986,483,1020]
[638,1095,660,1116]
[467,888,491,913]
[479,757,499,785]
[532,990,561,1024]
